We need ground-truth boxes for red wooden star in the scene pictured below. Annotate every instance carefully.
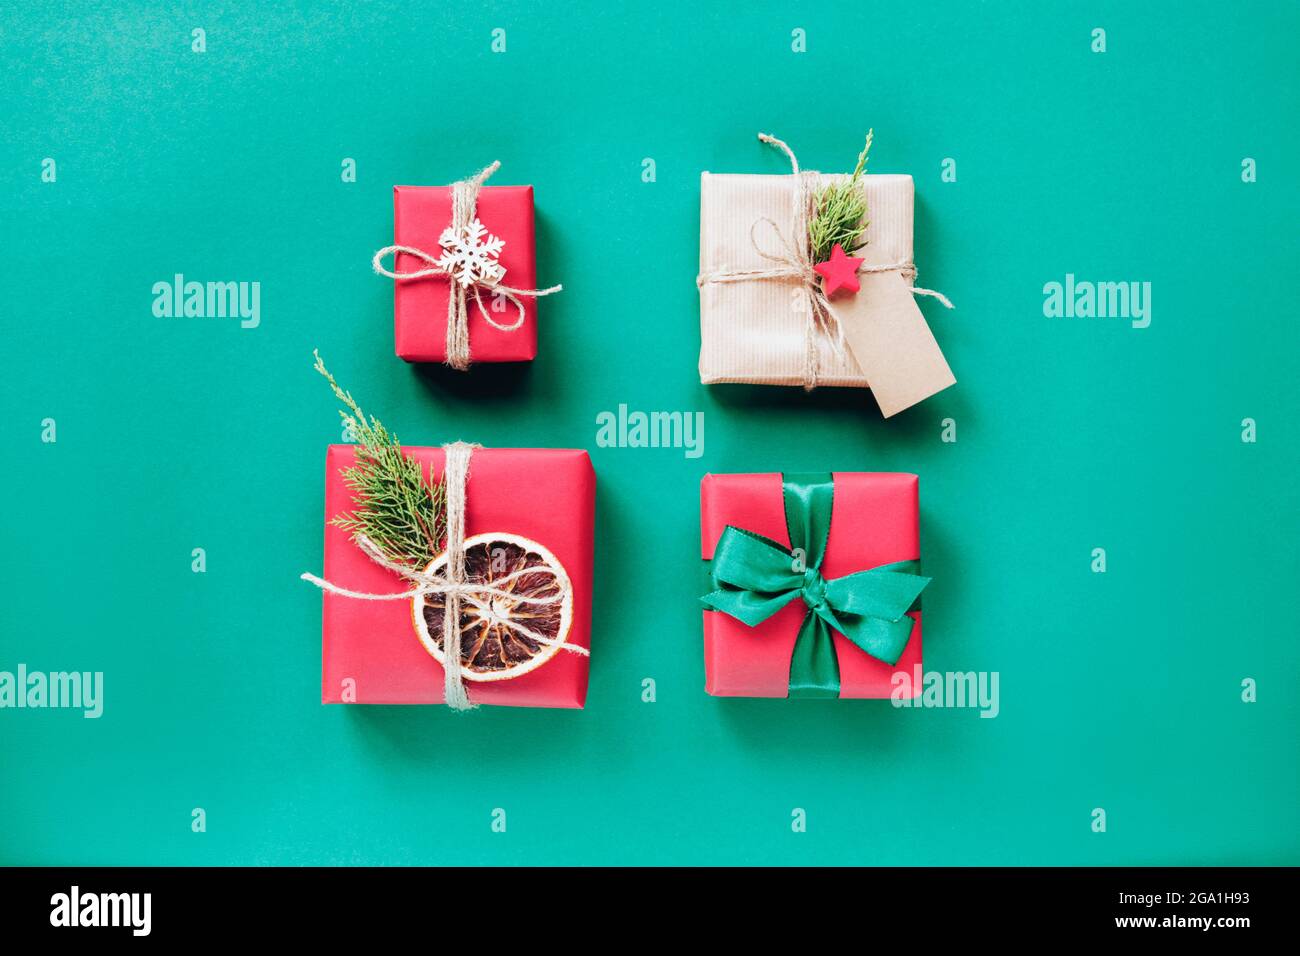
[813,243,865,296]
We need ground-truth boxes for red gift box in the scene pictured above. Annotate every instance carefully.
[391,184,538,364]
[700,472,923,698]
[321,445,593,708]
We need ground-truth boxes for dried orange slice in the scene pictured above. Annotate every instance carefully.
[411,532,574,682]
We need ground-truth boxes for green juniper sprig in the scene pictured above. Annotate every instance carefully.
[808,130,873,264]
[313,350,446,569]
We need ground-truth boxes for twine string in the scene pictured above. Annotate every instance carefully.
[371,161,562,371]
[440,441,474,709]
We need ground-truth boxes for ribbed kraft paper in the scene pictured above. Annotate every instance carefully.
[698,172,916,388]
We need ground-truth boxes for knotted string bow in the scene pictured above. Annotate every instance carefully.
[695,133,953,390]
[302,442,586,711]
[700,473,928,698]
[372,161,562,371]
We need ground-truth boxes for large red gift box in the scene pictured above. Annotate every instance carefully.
[391,184,538,364]
[321,445,593,708]
[700,472,923,698]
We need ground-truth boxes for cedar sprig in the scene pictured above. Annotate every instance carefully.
[313,350,446,569]
[809,130,873,263]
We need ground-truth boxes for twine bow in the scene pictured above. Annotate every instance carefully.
[302,441,586,711]
[696,133,953,390]
[372,162,562,371]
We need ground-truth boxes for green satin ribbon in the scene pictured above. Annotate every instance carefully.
[700,473,929,698]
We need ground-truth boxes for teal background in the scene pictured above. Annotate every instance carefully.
[2,1,1297,866]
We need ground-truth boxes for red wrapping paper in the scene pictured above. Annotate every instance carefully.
[700,472,923,698]
[391,184,538,364]
[321,445,594,708]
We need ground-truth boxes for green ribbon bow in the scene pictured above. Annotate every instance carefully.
[700,473,929,698]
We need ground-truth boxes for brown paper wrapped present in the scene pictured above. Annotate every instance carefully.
[697,134,955,418]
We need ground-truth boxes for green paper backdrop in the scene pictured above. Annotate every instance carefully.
[2,1,1296,866]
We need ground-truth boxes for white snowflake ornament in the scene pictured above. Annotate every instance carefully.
[437,218,506,288]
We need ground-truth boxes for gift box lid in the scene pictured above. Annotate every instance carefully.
[698,167,955,415]
[700,471,923,699]
[392,184,539,364]
[321,445,593,708]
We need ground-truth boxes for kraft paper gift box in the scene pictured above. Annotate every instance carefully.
[700,471,926,699]
[697,169,955,417]
[320,445,594,708]
[390,183,539,364]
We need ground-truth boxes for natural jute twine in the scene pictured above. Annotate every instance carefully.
[696,133,953,390]
[301,442,586,711]
[373,162,562,371]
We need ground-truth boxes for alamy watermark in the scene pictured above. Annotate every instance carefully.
[152,274,261,329]
[0,664,103,718]
[50,886,150,936]
[891,665,999,718]
[1043,273,1150,329]
[595,404,704,459]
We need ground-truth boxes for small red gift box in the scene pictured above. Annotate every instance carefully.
[321,445,594,708]
[700,471,924,698]
[391,184,538,364]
